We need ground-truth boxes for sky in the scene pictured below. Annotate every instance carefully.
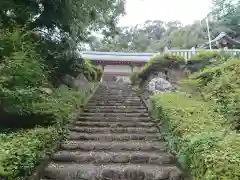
[119,0,213,26]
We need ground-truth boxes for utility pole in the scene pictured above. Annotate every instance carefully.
[201,12,213,50]
[206,16,212,50]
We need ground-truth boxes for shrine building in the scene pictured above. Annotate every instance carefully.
[81,51,155,76]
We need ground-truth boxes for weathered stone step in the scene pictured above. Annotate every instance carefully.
[73,121,155,128]
[69,126,158,134]
[78,116,152,122]
[89,98,141,103]
[68,133,161,141]
[96,93,136,96]
[94,94,138,97]
[93,94,139,97]
[80,112,149,117]
[88,101,142,104]
[51,151,175,165]
[87,102,143,106]
[85,105,146,109]
[84,109,147,113]
[43,163,183,180]
[60,141,168,152]
[90,99,141,102]
[94,94,138,96]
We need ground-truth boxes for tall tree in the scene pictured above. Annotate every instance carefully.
[0,0,126,40]
[212,0,240,37]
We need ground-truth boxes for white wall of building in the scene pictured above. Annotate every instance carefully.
[104,65,132,73]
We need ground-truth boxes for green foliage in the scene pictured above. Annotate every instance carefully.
[32,87,84,126]
[0,0,122,178]
[0,0,125,40]
[0,127,60,179]
[152,92,240,180]
[182,59,240,129]
[130,71,140,85]
[213,0,240,38]
[186,51,224,72]
[81,59,103,82]
[189,51,221,62]
[136,53,185,84]
[0,84,98,179]
[0,28,47,116]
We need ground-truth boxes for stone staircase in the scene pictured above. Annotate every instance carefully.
[39,82,185,180]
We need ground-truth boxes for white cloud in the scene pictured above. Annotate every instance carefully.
[119,0,213,26]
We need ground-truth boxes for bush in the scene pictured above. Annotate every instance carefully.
[186,51,230,72]
[31,87,85,126]
[139,53,185,80]
[0,127,61,179]
[0,84,98,179]
[81,59,103,81]
[92,65,103,81]
[0,28,48,118]
[130,71,140,85]
[131,53,185,86]
[152,92,240,180]
[181,59,240,129]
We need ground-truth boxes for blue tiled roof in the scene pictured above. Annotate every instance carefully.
[81,51,156,62]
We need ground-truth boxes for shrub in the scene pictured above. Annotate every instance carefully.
[0,84,98,179]
[31,87,84,126]
[81,59,103,81]
[181,59,240,129]
[132,53,185,87]
[139,53,185,80]
[130,71,140,85]
[0,127,61,179]
[92,65,103,81]
[152,92,240,180]
[0,28,48,118]
[186,51,230,72]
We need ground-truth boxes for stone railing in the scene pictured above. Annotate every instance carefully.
[167,49,240,61]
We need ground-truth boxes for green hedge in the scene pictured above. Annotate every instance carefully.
[0,84,98,179]
[152,92,240,180]
[0,127,60,179]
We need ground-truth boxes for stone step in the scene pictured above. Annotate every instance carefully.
[43,163,183,180]
[51,151,175,165]
[87,102,143,106]
[68,127,158,134]
[90,99,141,102]
[73,121,155,128]
[85,105,146,109]
[80,112,149,117]
[68,133,161,141]
[92,95,139,97]
[96,93,136,96]
[99,91,134,93]
[60,141,168,152]
[94,94,138,97]
[88,100,142,103]
[88,101,142,104]
[78,116,152,122]
[84,109,147,113]
[93,92,139,98]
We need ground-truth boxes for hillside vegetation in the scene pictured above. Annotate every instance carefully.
[131,51,240,179]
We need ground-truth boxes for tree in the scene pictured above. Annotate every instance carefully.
[0,0,126,40]
[0,0,126,85]
[212,0,240,37]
